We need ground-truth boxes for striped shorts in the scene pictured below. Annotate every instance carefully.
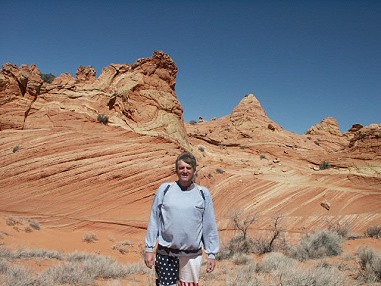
[155,253,202,286]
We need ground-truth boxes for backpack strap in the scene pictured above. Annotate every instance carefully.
[196,185,206,200]
[161,182,174,205]
[162,182,205,203]
[163,184,172,197]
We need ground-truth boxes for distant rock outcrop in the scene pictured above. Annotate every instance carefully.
[186,94,287,147]
[306,117,343,137]
[0,51,189,149]
[348,124,381,153]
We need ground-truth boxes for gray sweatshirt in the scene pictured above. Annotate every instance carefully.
[145,182,220,259]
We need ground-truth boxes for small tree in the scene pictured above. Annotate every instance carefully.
[254,215,285,254]
[231,210,256,240]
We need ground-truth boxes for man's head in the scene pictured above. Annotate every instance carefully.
[175,152,197,170]
[175,152,197,187]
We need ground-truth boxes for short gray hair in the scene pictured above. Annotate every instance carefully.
[175,152,197,170]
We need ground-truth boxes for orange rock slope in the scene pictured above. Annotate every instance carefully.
[0,51,380,251]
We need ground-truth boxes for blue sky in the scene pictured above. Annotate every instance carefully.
[1,1,380,134]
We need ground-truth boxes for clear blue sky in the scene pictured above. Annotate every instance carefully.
[1,0,380,134]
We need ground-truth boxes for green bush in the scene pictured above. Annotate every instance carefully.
[97,114,109,124]
[319,161,331,170]
[40,73,56,83]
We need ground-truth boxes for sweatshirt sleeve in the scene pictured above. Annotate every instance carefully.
[202,188,220,259]
[145,186,164,253]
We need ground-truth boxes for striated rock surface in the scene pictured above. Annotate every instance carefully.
[0,54,380,244]
[0,51,189,149]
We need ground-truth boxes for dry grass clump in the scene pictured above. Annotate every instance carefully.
[5,216,41,232]
[356,247,381,283]
[365,225,381,238]
[83,233,98,243]
[226,252,347,286]
[288,230,342,261]
[112,240,133,254]
[0,259,35,286]
[326,220,350,239]
[39,252,143,285]
[0,247,147,285]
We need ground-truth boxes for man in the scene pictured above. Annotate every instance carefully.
[145,152,219,286]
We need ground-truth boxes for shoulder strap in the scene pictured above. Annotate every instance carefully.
[162,182,174,205]
[163,184,171,196]
[162,182,205,201]
[196,184,205,200]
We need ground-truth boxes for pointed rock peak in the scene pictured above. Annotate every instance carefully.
[231,94,269,122]
[232,94,267,117]
[306,117,343,136]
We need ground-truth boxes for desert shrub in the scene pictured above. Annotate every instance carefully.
[259,154,266,159]
[12,145,20,153]
[112,240,133,254]
[0,247,147,285]
[64,252,145,277]
[289,230,342,261]
[0,258,8,273]
[216,168,225,174]
[365,225,381,238]
[5,216,23,226]
[2,263,35,286]
[28,218,41,230]
[319,161,331,170]
[219,235,256,260]
[255,253,347,285]
[97,114,109,124]
[326,220,350,239]
[253,236,274,255]
[10,248,62,260]
[189,120,197,125]
[357,247,381,282]
[83,233,98,243]
[231,211,256,240]
[39,261,97,285]
[40,73,56,83]
[253,216,285,255]
[280,262,346,286]
[0,247,12,259]
[232,253,252,265]
[218,211,257,259]
[225,263,261,286]
[257,252,297,273]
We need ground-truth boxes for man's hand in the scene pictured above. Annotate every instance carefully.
[144,252,155,269]
[206,258,216,273]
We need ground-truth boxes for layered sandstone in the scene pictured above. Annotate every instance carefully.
[0,52,380,242]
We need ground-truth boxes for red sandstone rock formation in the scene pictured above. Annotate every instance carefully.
[0,52,380,240]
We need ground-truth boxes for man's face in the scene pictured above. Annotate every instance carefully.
[176,160,195,186]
